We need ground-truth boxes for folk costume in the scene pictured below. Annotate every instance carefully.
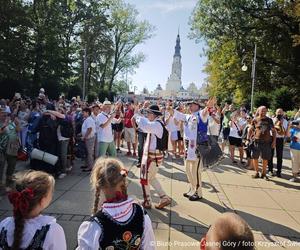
[174,102,209,201]
[0,215,66,250]
[135,105,171,209]
[76,197,155,250]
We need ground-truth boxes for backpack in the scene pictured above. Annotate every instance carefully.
[28,112,41,134]
[156,120,169,151]
[39,115,58,144]
[60,117,73,138]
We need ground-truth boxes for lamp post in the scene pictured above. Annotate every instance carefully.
[82,47,97,101]
[250,44,257,113]
[82,47,87,101]
[241,43,257,112]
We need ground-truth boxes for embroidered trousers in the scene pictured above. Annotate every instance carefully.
[185,158,203,196]
[142,161,166,202]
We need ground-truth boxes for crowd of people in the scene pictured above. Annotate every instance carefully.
[0,89,299,249]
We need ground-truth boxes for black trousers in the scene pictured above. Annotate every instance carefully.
[138,131,147,164]
[268,137,284,174]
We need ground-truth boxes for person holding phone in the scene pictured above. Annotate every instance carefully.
[2,111,21,192]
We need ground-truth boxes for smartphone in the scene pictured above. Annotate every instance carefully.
[15,93,21,99]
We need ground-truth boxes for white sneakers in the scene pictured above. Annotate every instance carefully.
[58,173,67,179]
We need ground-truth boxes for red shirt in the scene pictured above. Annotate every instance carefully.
[124,109,134,128]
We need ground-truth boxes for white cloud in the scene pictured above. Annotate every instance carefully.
[145,0,197,13]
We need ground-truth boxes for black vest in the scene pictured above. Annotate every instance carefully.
[91,203,145,250]
[0,224,50,250]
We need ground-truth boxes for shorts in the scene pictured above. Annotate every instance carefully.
[170,131,178,141]
[252,141,272,160]
[222,127,230,140]
[112,123,123,132]
[177,131,183,141]
[124,127,136,143]
[229,136,243,147]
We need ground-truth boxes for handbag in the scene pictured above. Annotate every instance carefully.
[17,147,29,161]
[233,121,243,137]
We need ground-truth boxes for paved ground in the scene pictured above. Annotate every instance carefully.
[1,146,300,249]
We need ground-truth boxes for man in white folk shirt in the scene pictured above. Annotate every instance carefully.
[135,104,172,210]
[174,99,213,201]
[96,100,117,157]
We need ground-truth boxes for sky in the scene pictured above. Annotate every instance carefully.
[124,0,207,92]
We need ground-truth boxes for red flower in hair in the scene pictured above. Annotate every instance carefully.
[8,188,34,216]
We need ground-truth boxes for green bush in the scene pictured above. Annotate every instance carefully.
[254,92,271,108]
[271,86,295,111]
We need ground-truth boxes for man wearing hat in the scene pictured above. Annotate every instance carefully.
[96,100,116,157]
[135,104,171,209]
[174,99,213,201]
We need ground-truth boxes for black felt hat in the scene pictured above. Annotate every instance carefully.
[146,104,162,116]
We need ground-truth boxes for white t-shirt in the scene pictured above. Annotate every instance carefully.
[97,112,113,143]
[166,114,177,132]
[208,114,220,136]
[229,118,246,138]
[81,116,96,139]
[76,198,155,250]
[0,215,66,250]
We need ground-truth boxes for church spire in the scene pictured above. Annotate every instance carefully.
[174,31,181,57]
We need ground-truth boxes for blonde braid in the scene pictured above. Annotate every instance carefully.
[92,185,101,215]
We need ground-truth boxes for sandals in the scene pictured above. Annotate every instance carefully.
[142,200,152,209]
[155,196,171,210]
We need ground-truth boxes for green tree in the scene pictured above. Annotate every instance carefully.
[254,92,271,109]
[271,86,296,111]
[190,0,300,104]
[106,0,154,92]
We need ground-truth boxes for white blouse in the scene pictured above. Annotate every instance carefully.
[0,215,66,250]
[76,198,156,250]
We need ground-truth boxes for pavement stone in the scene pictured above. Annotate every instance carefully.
[0,147,300,249]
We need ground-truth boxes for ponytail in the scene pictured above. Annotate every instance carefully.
[7,170,55,249]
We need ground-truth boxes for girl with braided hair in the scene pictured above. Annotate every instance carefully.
[76,157,155,250]
[0,170,66,250]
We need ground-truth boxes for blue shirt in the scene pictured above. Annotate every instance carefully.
[290,128,300,150]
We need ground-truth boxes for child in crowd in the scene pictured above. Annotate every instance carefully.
[76,158,155,250]
[0,170,66,250]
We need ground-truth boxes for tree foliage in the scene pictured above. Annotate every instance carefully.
[190,0,300,109]
[0,0,153,99]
